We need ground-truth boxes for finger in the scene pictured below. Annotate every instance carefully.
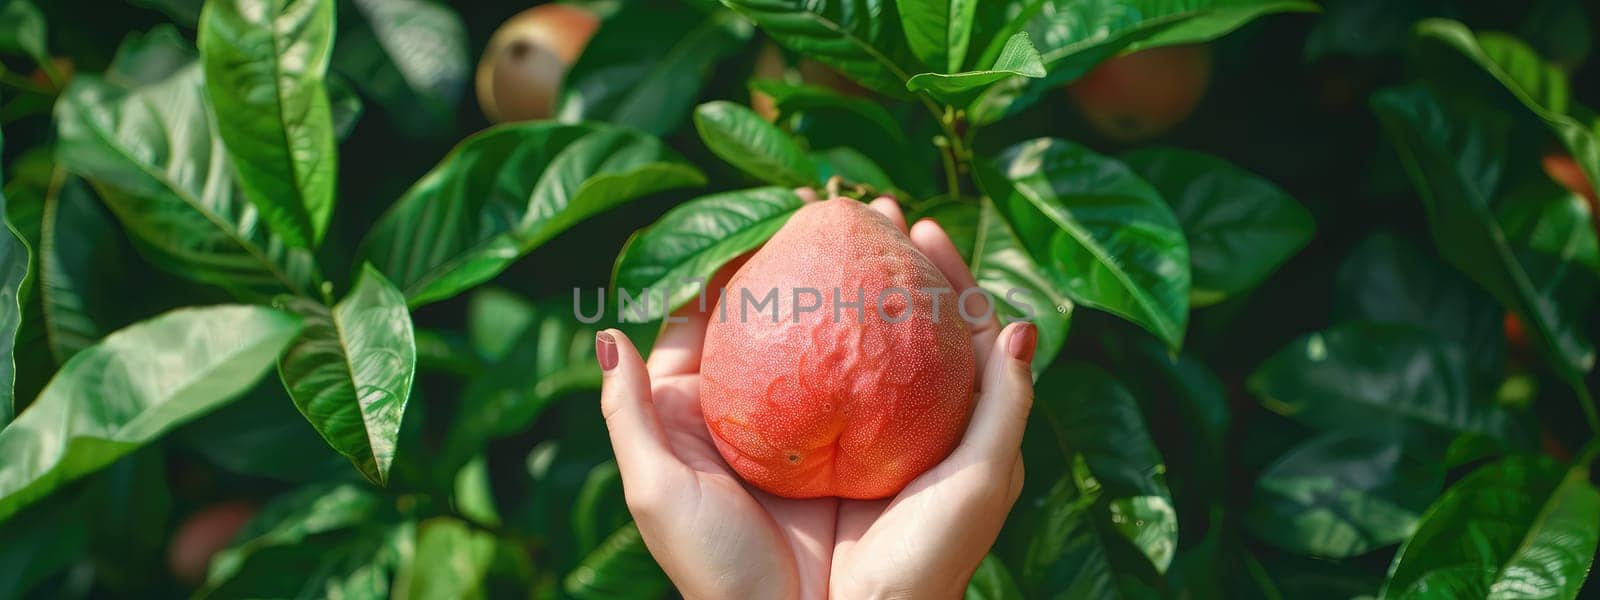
[910,218,1001,371]
[949,322,1037,462]
[868,196,907,233]
[647,255,749,378]
[598,330,680,483]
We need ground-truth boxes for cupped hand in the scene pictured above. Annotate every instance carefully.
[596,195,1037,600]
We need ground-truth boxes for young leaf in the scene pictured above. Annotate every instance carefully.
[0,305,303,523]
[1250,321,1520,442]
[906,32,1045,102]
[393,517,496,599]
[718,0,919,97]
[277,265,416,487]
[0,114,28,427]
[611,187,805,322]
[977,138,1190,349]
[357,122,704,307]
[1244,429,1443,558]
[332,0,468,138]
[1372,85,1595,382]
[563,523,672,600]
[1380,455,1600,599]
[1121,147,1314,306]
[54,65,322,300]
[897,0,978,73]
[693,101,819,187]
[558,6,753,135]
[200,0,338,248]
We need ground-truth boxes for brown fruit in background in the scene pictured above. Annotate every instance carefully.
[1066,44,1213,143]
[475,3,599,123]
[700,198,977,499]
[167,501,256,586]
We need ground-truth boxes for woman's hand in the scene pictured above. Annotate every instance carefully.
[596,196,1037,599]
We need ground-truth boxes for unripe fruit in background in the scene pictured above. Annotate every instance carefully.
[700,198,977,499]
[167,501,256,586]
[1066,44,1213,143]
[475,4,599,123]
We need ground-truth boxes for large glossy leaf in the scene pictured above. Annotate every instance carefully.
[898,0,977,73]
[966,553,1024,600]
[277,265,415,486]
[1036,362,1176,574]
[718,0,919,97]
[0,305,303,523]
[357,122,704,307]
[34,177,120,363]
[1380,455,1600,599]
[563,523,672,600]
[557,5,752,135]
[177,381,350,482]
[1372,85,1596,381]
[693,101,819,187]
[1245,429,1443,558]
[968,0,1319,124]
[332,0,468,138]
[1414,20,1600,212]
[1250,321,1519,442]
[1121,147,1314,306]
[906,32,1045,104]
[1498,179,1600,275]
[0,110,28,427]
[392,517,495,599]
[611,187,804,322]
[1023,467,1164,599]
[200,0,338,248]
[977,138,1189,348]
[936,197,1074,370]
[748,79,909,150]
[54,64,322,300]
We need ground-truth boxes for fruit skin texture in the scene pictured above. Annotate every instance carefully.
[475,4,600,123]
[1066,44,1213,143]
[700,198,977,499]
[167,501,257,586]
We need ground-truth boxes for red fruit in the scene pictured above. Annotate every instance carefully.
[1504,311,1527,355]
[700,198,977,499]
[167,501,256,586]
[1066,44,1213,143]
[475,4,600,123]
[1540,152,1600,237]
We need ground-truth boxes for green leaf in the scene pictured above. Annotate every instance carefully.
[968,197,1072,370]
[1380,455,1600,599]
[693,101,819,187]
[1036,362,1176,574]
[1372,84,1596,381]
[557,6,752,135]
[966,553,1024,600]
[277,265,416,486]
[0,0,48,63]
[0,305,303,523]
[977,138,1189,349]
[718,0,919,97]
[612,187,804,322]
[1023,469,1163,599]
[177,381,351,482]
[107,24,198,87]
[453,455,500,528]
[898,0,977,73]
[0,110,28,427]
[748,79,910,151]
[131,0,203,26]
[812,147,897,193]
[563,523,672,600]
[332,0,468,138]
[54,65,322,300]
[1498,179,1600,275]
[393,517,496,600]
[202,483,403,598]
[1250,321,1520,442]
[572,460,627,557]
[0,494,88,598]
[1245,429,1443,558]
[357,122,704,307]
[968,0,1320,125]
[199,0,338,249]
[1121,147,1314,306]
[37,176,126,363]
[906,32,1045,103]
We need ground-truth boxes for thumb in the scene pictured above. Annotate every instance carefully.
[597,330,676,482]
[951,322,1037,462]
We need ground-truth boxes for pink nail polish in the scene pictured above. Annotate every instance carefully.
[1008,323,1037,364]
[595,331,619,371]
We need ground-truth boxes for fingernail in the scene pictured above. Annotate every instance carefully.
[1008,323,1037,365]
[595,331,619,371]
